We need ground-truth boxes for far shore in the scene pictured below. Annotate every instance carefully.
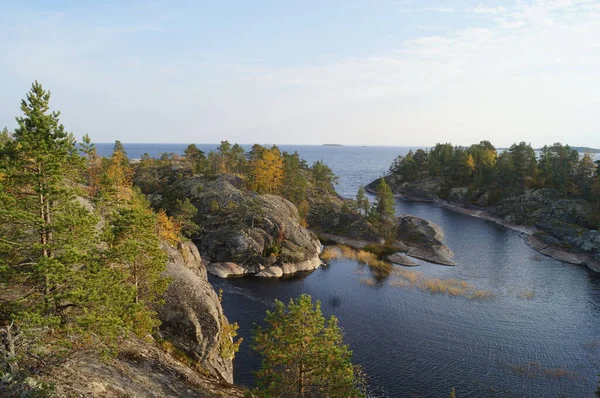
[366,185,600,273]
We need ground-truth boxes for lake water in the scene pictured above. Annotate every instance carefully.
[102,143,600,397]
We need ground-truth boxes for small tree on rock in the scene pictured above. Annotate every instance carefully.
[252,294,364,398]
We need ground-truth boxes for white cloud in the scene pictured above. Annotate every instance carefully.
[1,1,600,147]
[471,5,507,15]
[426,6,455,12]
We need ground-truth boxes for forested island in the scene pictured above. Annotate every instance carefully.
[366,142,600,272]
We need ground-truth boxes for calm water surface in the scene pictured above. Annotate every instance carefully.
[103,143,600,397]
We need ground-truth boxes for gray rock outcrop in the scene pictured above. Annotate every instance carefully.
[158,241,233,383]
[395,215,457,266]
[148,175,322,278]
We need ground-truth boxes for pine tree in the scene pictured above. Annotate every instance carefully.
[173,198,200,238]
[183,144,206,174]
[79,134,102,196]
[1,81,86,315]
[0,82,142,373]
[370,178,397,241]
[252,295,364,398]
[0,127,10,150]
[107,192,169,307]
[282,151,310,221]
[356,185,370,216]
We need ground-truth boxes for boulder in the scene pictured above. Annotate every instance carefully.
[395,215,456,266]
[256,266,284,278]
[207,262,246,278]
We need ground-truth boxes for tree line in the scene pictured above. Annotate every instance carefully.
[388,141,600,203]
[136,141,338,225]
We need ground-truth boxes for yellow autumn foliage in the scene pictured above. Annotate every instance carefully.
[157,210,180,245]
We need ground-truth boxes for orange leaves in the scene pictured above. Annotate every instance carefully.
[156,210,180,245]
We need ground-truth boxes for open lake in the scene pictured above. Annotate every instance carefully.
[100,143,600,397]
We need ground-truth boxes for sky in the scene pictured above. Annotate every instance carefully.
[1,0,600,147]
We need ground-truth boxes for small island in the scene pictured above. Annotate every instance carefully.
[322,143,343,146]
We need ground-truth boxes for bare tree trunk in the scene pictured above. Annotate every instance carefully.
[1,321,18,373]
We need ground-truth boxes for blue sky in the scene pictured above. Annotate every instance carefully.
[1,1,600,146]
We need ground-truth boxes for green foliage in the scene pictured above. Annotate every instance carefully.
[0,127,11,150]
[370,178,397,241]
[252,295,364,398]
[311,160,338,193]
[217,290,242,360]
[107,192,169,307]
[355,185,370,216]
[174,198,200,238]
[0,82,170,384]
[183,144,206,174]
[386,140,600,206]
[209,199,220,214]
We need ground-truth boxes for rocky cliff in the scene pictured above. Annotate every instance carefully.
[13,241,244,397]
[158,241,234,382]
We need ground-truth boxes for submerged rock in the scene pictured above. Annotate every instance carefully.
[388,253,419,266]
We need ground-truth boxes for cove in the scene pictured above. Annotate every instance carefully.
[212,197,600,397]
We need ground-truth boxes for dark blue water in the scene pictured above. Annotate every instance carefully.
[106,143,600,397]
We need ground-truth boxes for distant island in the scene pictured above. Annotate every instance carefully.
[322,143,343,146]
[497,146,600,153]
[568,146,600,153]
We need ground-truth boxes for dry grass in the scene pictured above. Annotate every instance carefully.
[323,244,493,299]
[321,245,391,271]
[507,361,576,379]
[389,268,493,300]
[517,289,535,300]
[320,246,342,262]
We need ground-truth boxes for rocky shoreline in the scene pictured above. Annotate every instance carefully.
[366,183,600,273]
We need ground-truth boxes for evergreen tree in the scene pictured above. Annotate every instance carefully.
[508,142,537,192]
[173,198,200,238]
[0,82,147,374]
[0,127,11,150]
[79,134,102,196]
[252,295,364,398]
[282,151,310,222]
[183,144,206,174]
[107,192,169,307]
[113,140,128,160]
[370,178,396,241]
[356,185,370,216]
[311,160,338,193]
